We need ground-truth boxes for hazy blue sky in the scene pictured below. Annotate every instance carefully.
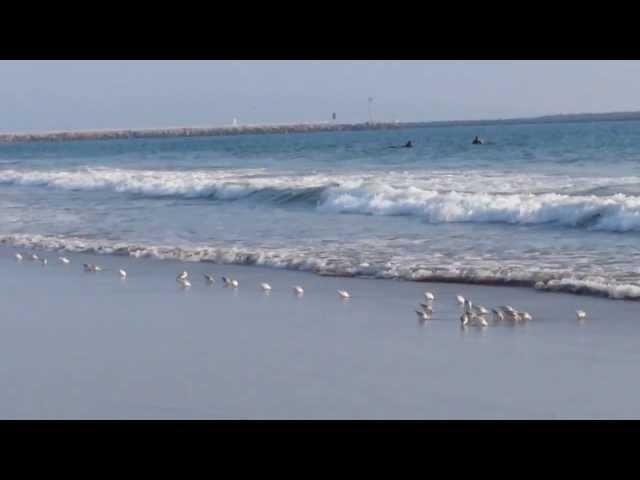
[1,60,640,132]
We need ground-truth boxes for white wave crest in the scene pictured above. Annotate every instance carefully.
[3,167,640,231]
[320,184,640,231]
[2,233,640,301]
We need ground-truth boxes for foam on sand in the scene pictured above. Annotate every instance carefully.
[3,232,640,301]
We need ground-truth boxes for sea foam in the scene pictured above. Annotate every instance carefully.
[2,232,640,300]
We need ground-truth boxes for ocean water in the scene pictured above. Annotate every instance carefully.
[2,121,640,300]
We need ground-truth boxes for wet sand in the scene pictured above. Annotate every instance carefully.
[1,246,639,419]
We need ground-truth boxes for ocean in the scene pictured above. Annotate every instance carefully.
[2,120,640,300]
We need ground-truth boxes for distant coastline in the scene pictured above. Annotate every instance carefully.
[2,110,640,144]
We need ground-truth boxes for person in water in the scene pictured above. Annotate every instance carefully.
[472,136,483,145]
[389,140,413,149]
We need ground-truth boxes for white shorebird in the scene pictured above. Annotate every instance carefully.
[58,256,71,264]
[203,273,215,284]
[260,282,272,292]
[520,311,533,321]
[424,291,435,302]
[230,279,239,288]
[475,315,489,327]
[576,310,587,321]
[497,305,518,321]
[492,308,505,322]
[416,310,431,321]
[29,253,39,261]
[177,271,188,281]
[83,263,101,272]
[472,305,490,316]
[462,312,488,328]
[337,290,350,299]
[456,295,465,307]
[419,302,433,313]
[463,299,473,314]
[119,269,127,279]
[292,286,304,296]
[40,258,48,266]
[177,278,191,288]
[15,253,23,261]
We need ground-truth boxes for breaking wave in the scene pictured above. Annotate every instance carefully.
[2,233,640,300]
[2,167,640,232]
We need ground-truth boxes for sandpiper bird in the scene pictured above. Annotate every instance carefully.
[292,286,304,296]
[497,306,517,321]
[83,263,100,272]
[230,279,239,288]
[222,276,232,286]
[576,310,587,321]
[463,299,473,314]
[492,308,505,322]
[203,273,215,284]
[58,256,71,264]
[475,315,489,327]
[260,282,272,292]
[419,303,433,313]
[462,312,488,328]
[416,310,431,321]
[15,253,23,261]
[177,271,188,281]
[29,253,39,261]
[424,291,435,302]
[40,258,48,266]
[472,305,490,316]
[177,278,191,288]
[119,269,127,278]
[337,290,350,299]
[520,311,533,321]
[456,295,465,307]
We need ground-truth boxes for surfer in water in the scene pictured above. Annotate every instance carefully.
[472,136,483,145]
[389,140,413,149]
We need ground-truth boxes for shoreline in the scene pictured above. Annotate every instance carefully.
[1,240,637,302]
[2,244,639,418]
[3,111,640,144]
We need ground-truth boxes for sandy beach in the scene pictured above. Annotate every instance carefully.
[2,245,639,419]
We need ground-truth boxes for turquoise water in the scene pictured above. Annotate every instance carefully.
[2,121,640,299]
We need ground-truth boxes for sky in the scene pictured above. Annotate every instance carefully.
[1,60,640,132]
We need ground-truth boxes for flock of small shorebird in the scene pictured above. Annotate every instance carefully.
[13,251,589,323]
[416,291,587,327]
